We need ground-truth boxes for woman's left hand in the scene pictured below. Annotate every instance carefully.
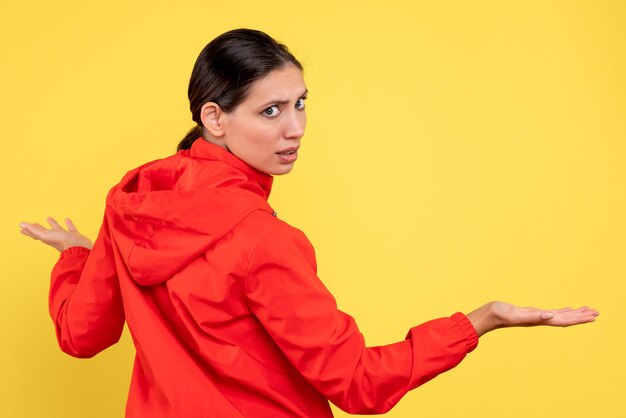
[20,217,93,252]
[467,301,600,337]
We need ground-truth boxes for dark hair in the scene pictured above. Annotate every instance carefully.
[177,29,303,151]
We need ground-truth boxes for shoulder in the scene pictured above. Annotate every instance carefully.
[240,211,316,268]
[243,211,313,249]
[242,213,321,294]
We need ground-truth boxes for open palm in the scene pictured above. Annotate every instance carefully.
[20,217,92,252]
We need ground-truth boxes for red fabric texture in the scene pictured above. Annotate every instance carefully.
[49,138,479,417]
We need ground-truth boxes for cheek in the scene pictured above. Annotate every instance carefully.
[228,120,259,147]
[225,116,281,160]
[231,124,277,162]
[248,124,280,150]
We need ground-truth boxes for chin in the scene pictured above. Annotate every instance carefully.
[270,164,295,176]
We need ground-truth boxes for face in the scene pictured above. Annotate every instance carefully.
[219,64,307,175]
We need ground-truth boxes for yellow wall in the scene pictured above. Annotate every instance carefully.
[2,1,624,416]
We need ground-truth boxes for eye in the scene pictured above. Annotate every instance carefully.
[263,105,281,117]
[295,98,306,110]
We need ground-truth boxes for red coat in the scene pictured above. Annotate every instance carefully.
[49,139,479,417]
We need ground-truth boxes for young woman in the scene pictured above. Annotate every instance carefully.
[20,29,598,417]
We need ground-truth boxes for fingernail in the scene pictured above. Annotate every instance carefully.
[19,223,26,228]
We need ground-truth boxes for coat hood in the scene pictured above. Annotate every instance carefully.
[105,139,274,286]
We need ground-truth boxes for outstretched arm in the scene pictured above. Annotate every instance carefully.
[245,224,600,414]
[245,224,480,414]
[467,301,599,337]
[19,216,124,358]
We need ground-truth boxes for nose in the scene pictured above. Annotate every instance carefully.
[284,109,306,140]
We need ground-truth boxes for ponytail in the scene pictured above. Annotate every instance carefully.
[177,125,203,151]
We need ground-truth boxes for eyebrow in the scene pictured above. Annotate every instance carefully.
[258,89,308,108]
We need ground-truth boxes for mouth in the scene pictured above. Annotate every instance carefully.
[276,146,299,155]
[276,146,299,163]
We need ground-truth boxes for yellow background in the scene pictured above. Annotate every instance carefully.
[1,1,624,417]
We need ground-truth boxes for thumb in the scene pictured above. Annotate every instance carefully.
[540,311,554,320]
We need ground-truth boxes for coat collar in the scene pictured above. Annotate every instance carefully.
[189,138,274,199]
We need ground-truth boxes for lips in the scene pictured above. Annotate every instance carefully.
[276,146,299,163]
[277,146,299,155]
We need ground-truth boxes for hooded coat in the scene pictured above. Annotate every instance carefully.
[49,139,479,417]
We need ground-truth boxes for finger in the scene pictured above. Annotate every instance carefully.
[65,218,78,232]
[575,315,597,324]
[21,222,48,238]
[550,310,598,326]
[20,227,39,239]
[517,309,547,324]
[549,307,574,314]
[571,307,598,318]
[19,224,48,241]
[580,307,600,316]
[579,309,600,319]
[47,217,64,230]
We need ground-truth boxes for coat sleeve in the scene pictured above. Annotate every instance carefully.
[49,217,125,358]
[244,224,479,414]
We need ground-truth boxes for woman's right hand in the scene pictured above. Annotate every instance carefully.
[20,217,93,252]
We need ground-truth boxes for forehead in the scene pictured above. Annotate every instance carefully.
[244,64,306,103]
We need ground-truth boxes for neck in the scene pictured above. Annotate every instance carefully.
[201,128,229,151]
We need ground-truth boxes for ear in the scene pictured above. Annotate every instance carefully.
[200,102,225,137]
